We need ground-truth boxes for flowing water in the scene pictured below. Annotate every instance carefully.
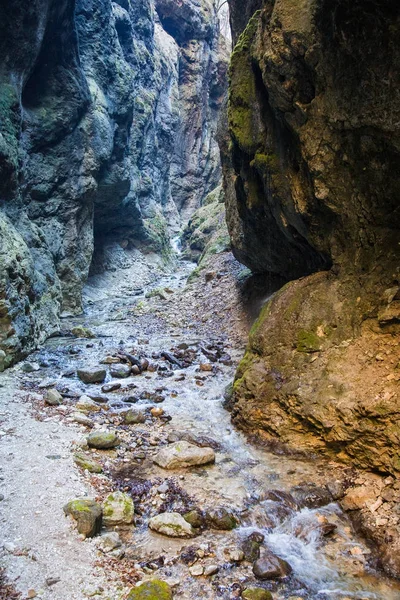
[6,248,400,600]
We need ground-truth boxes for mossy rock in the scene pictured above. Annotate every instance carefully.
[296,329,321,353]
[73,452,103,474]
[102,491,134,526]
[87,431,119,449]
[71,326,96,339]
[63,498,102,538]
[127,580,172,599]
[242,588,273,600]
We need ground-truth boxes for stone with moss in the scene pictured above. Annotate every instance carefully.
[242,589,273,600]
[296,329,321,353]
[102,491,134,526]
[149,512,195,538]
[73,452,103,473]
[71,326,96,339]
[206,507,237,530]
[63,498,102,538]
[87,431,119,449]
[127,580,172,600]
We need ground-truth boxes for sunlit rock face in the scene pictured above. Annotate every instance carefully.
[225,0,400,475]
[0,0,227,364]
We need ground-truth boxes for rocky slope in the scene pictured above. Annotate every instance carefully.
[224,0,400,476]
[0,0,227,366]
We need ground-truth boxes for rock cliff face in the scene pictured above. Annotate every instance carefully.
[0,0,227,366]
[225,0,400,475]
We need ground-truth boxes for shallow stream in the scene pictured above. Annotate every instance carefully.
[8,249,400,600]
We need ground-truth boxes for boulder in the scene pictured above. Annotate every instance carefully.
[242,589,273,600]
[87,431,119,449]
[123,410,146,425]
[206,508,237,530]
[73,453,103,473]
[149,512,195,538]
[63,499,102,538]
[153,441,215,470]
[127,580,172,600]
[76,395,101,412]
[110,364,131,378]
[102,491,134,526]
[77,368,106,384]
[45,389,63,406]
[253,552,292,580]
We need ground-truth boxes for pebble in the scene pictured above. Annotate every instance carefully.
[189,564,204,576]
[204,564,219,576]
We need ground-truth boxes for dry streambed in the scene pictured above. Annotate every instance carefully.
[0,254,399,600]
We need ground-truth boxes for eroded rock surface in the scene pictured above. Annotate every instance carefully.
[225,0,400,473]
[0,0,228,365]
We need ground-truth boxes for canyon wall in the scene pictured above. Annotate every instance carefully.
[0,0,227,366]
[225,0,400,475]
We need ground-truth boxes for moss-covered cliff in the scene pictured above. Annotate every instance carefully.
[225,0,400,475]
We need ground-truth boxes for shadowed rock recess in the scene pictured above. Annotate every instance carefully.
[0,0,227,365]
[225,0,400,475]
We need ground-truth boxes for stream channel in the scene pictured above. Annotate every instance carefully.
[1,246,400,600]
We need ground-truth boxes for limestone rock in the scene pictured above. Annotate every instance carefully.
[77,369,107,385]
[102,491,134,527]
[76,395,101,412]
[73,453,103,473]
[45,389,63,406]
[63,499,102,538]
[127,580,172,600]
[149,512,195,538]
[87,431,119,449]
[153,441,215,470]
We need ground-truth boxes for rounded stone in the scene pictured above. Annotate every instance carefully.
[127,580,172,600]
[102,491,134,526]
[87,431,119,449]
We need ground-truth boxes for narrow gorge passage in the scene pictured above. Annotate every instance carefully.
[1,0,400,599]
[0,249,399,600]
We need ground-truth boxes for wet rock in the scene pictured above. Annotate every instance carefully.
[127,580,172,600]
[77,368,106,384]
[154,441,215,469]
[183,510,204,529]
[291,484,332,509]
[242,532,265,562]
[123,410,146,425]
[131,365,141,375]
[45,389,63,406]
[96,531,122,553]
[63,499,102,538]
[102,382,121,393]
[87,394,108,404]
[206,508,237,530]
[102,491,134,526]
[87,431,119,449]
[253,552,292,580]
[76,395,101,412]
[73,452,103,473]
[242,589,273,600]
[140,358,149,371]
[72,412,94,428]
[110,364,131,378]
[71,326,95,339]
[0,350,6,372]
[200,363,213,372]
[21,362,40,373]
[149,512,195,538]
